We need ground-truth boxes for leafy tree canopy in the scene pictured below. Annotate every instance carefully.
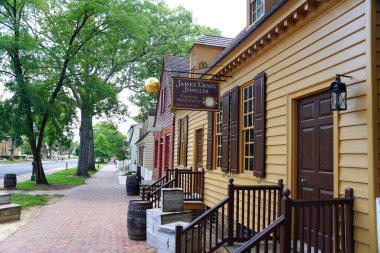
[93,122,127,161]
[127,1,222,121]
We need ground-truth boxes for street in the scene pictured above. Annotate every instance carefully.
[0,159,78,179]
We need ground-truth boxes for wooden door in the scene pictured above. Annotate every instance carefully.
[297,91,334,248]
[195,129,203,170]
[297,91,333,199]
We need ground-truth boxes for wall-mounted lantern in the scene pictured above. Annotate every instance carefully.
[330,74,352,111]
[144,77,160,94]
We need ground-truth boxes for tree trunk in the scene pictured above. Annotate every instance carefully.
[32,147,48,184]
[10,138,15,161]
[88,127,96,171]
[76,108,93,177]
[49,147,53,160]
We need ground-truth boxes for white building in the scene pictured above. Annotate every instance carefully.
[125,109,155,180]
[126,123,140,172]
[134,109,155,181]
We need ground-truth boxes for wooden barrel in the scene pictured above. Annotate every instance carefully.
[4,174,17,189]
[127,200,152,240]
[126,175,139,196]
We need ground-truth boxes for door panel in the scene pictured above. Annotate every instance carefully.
[297,91,333,199]
[297,91,334,249]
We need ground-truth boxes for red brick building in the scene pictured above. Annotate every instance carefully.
[152,56,189,179]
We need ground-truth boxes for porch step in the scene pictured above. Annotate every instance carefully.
[0,203,21,222]
[0,193,12,205]
[184,200,205,220]
[223,241,278,253]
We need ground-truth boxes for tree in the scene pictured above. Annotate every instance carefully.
[128,3,222,120]
[94,133,111,163]
[68,0,221,176]
[93,122,127,161]
[66,0,146,176]
[44,94,76,158]
[0,99,23,160]
[0,0,124,184]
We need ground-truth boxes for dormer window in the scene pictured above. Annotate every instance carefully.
[250,0,264,25]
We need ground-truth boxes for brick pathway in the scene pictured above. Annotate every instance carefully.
[0,164,156,253]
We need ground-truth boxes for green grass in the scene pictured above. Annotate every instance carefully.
[0,160,28,164]
[11,194,64,209]
[16,168,97,190]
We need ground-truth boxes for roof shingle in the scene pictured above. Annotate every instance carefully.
[193,35,233,49]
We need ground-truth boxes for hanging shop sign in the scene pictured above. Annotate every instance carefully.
[171,77,220,111]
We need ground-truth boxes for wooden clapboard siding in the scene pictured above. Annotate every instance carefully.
[199,0,371,250]
[173,110,207,170]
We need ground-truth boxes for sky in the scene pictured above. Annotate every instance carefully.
[116,0,247,135]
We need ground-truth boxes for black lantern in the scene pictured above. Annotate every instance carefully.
[330,74,351,111]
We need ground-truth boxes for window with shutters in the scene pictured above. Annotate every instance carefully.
[214,101,223,169]
[242,83,254,171]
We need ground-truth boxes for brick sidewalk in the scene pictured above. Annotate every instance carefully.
[0,164,156,253]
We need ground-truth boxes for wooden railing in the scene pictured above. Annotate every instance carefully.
[176,170,204,201]
[175,197,230,253]
[148,179,176,208]
[144,168,204,208]
[235,216,285,253]
[229,180,283,244]
[141,176,167,200]
[141,168,190,200]
[174,178,284,253]
[235,188,354,253]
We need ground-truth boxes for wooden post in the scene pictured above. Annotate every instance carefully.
[228,177,234,246]
[345,188,354,253]
[280,189,292,253]
[201,168,205,200]
[277,179,284,215]
[142,187,146,200]
[175,225,183,253]
[175,168,178,188]
[147,192,151,202]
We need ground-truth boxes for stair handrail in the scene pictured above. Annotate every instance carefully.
[281,188,354,253]
[235,188,354,253]
[142,175,168,200]
[147,178,176,208]
[175,197,230,253]
[235,215,285,253]
[174,178,284,253]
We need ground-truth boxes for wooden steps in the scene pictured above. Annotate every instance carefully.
[0,193,21,222]
[184,200,205,220]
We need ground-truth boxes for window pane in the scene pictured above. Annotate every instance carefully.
[250,130,254,142]
[248,115,252,127]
